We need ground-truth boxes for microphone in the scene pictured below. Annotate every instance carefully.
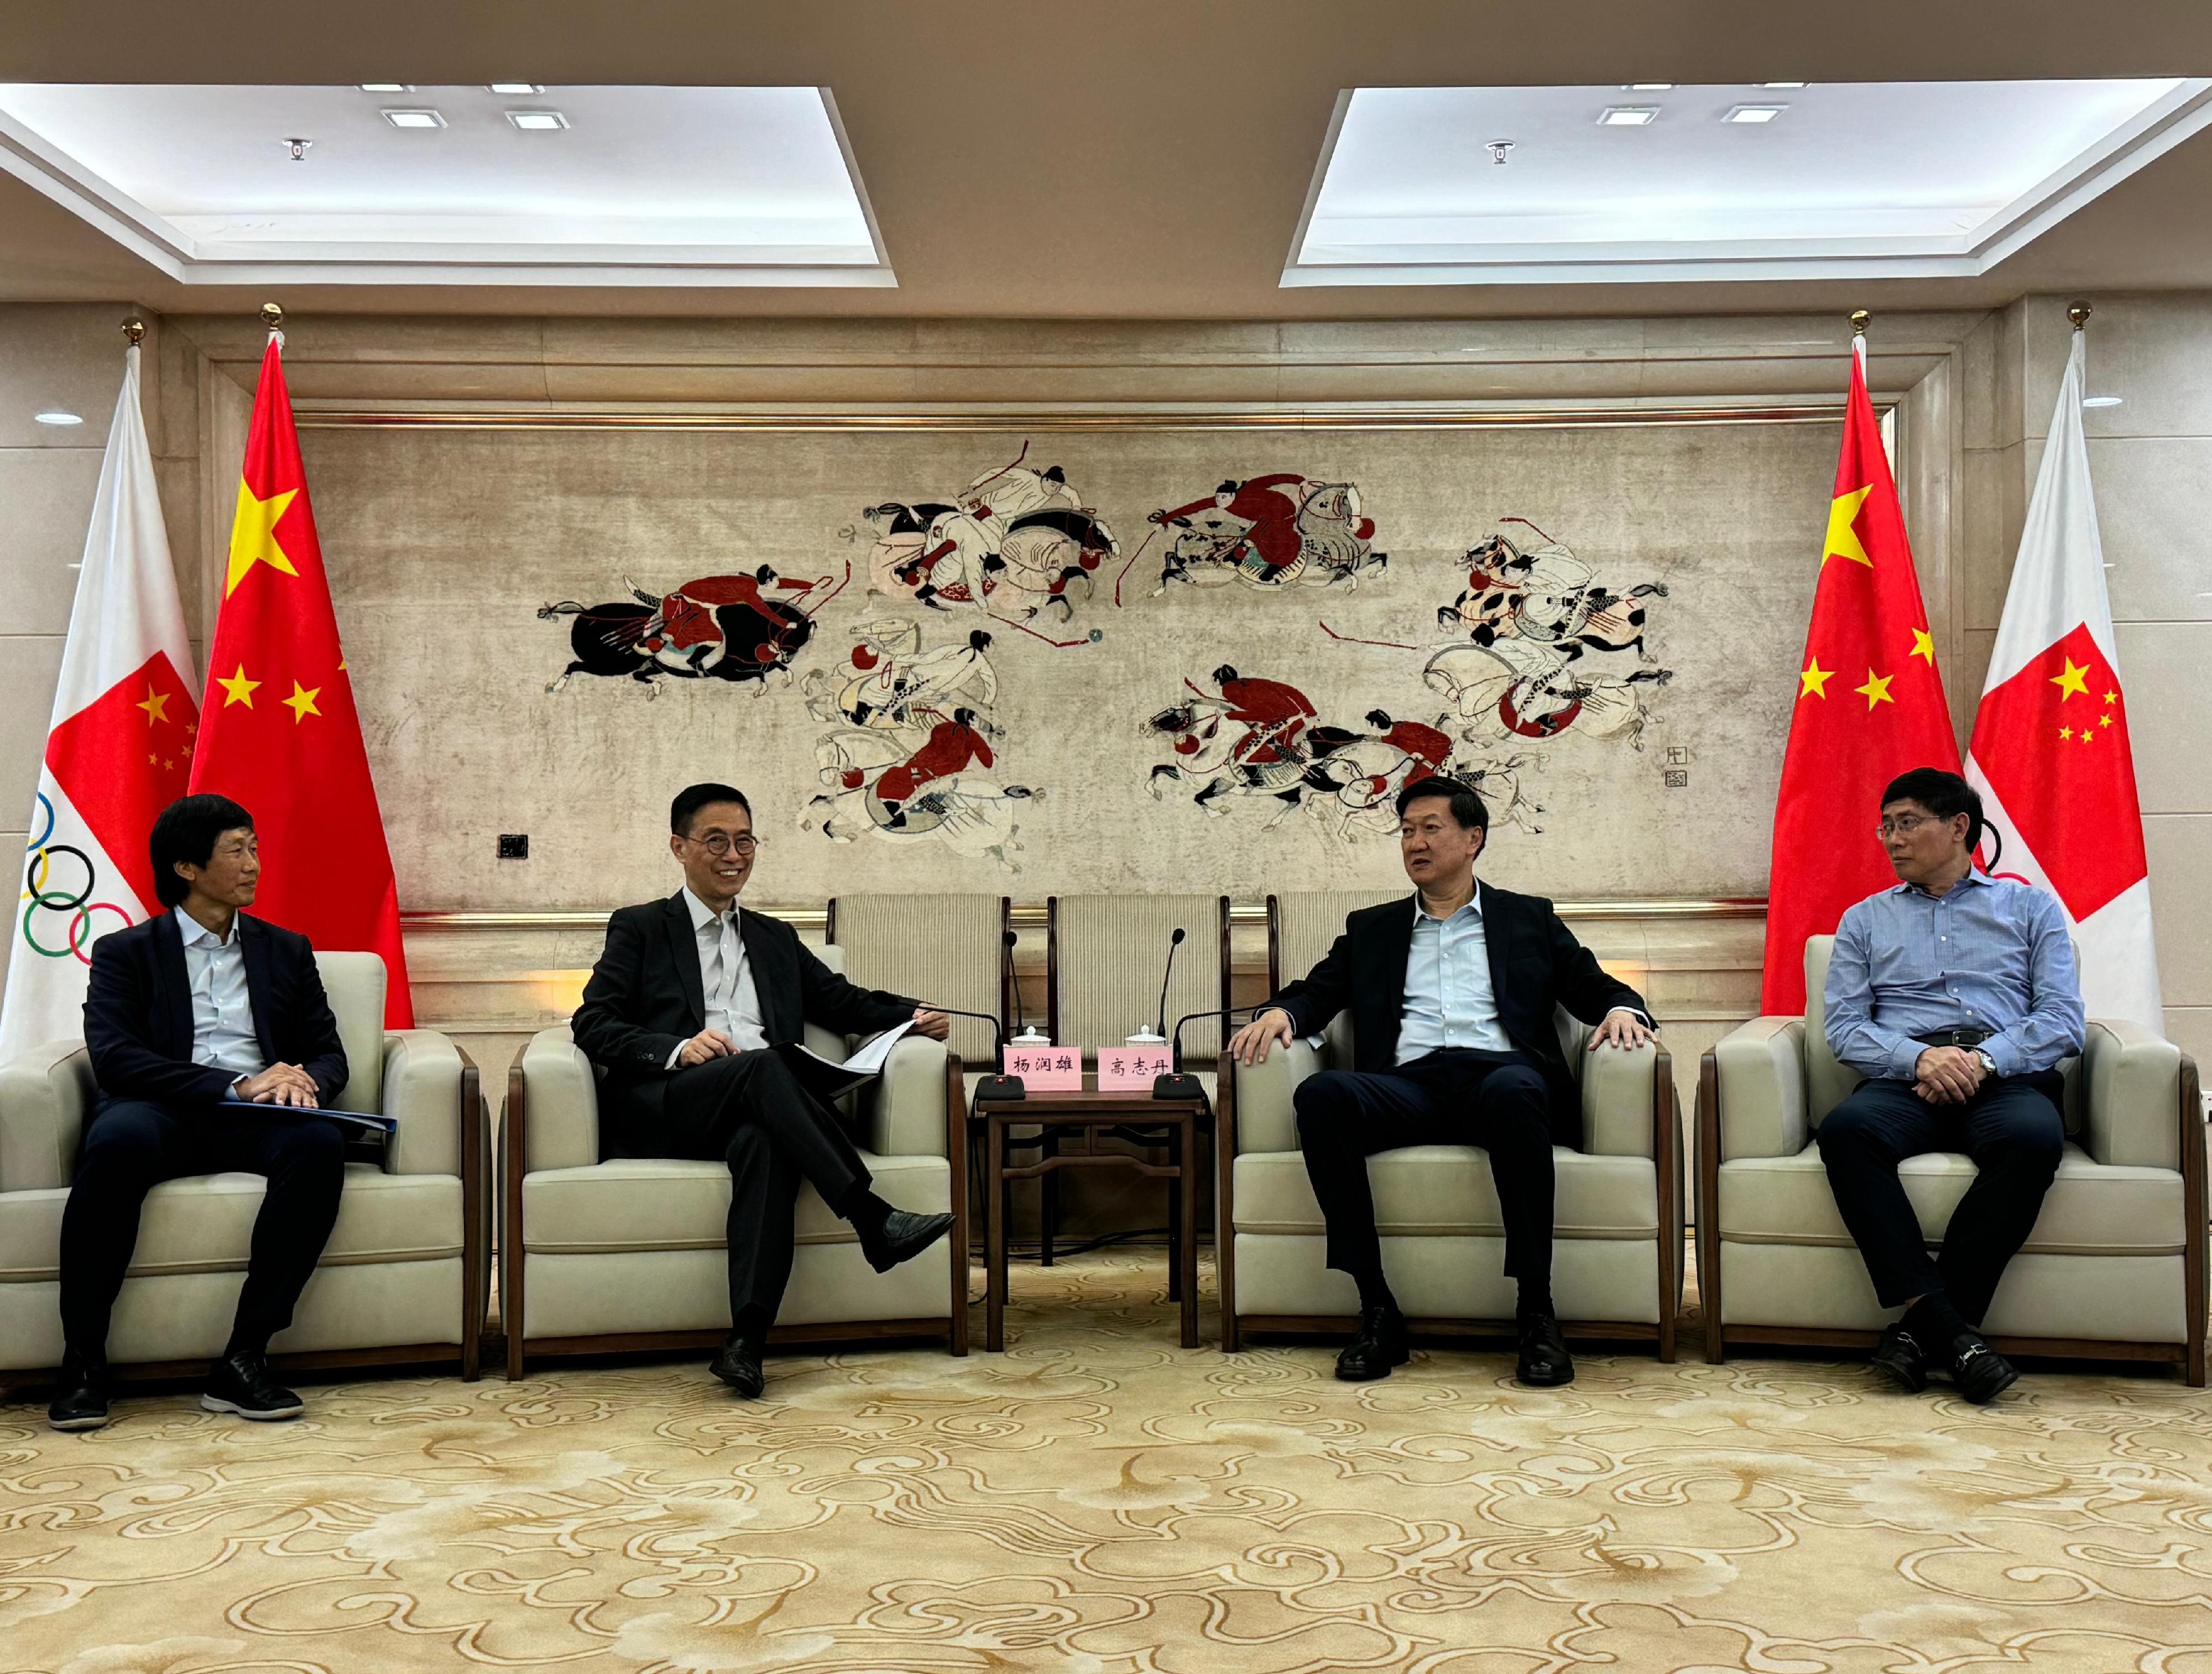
[1003,928,1045,1044]
[1137,927,1187,1045]
[1155,1002,1271,1101]
[916,1002,1027,1103]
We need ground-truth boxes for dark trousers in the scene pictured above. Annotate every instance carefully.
[657,1050,873,1330]
[1293,1049,1556,1289]
[1815,1071,2065,1322]
[59,1097,348,1358]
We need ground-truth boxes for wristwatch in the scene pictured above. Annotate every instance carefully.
[1972,1048,1997,1076]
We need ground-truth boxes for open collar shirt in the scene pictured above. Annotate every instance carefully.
[665,887,769,1068]
[174,907,265,1083]
[1395,891,1517,1063]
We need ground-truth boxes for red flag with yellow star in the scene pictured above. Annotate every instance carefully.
[188,334,413,1026]
[1761,341,1961,1013]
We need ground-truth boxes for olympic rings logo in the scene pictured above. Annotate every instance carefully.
[19,792,133,965]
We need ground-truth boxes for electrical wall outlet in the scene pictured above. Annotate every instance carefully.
[498,834,530,859]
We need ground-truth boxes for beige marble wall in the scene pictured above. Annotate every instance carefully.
[1953,296,2212,1080]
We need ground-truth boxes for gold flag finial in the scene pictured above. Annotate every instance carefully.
[2068,301,2092,331]
[1849,309,1871,337]
[121,317,145,344]
[260,301,284,332]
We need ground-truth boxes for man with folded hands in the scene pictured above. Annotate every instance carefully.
[572,782,952,1398]
[1817,767,2085,1404]
[50,793,349,1432]
[1228,775,1655,1388]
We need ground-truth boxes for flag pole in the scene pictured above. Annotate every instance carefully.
[2068,301,2091,331]
[1849,308,1869,369]
[121,316,144,345]
[260,300,285,349]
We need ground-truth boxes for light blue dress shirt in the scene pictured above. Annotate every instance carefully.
[1396,896,1516,1064]
[1823,871,2085,1081]
[175,907,264,1081]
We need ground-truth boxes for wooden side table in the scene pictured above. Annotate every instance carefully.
[977,1081,1207,1351]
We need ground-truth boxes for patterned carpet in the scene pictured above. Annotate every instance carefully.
[4,1253,2210,1674]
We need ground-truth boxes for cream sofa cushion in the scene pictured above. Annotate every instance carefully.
[1717,1141,2183,1257]
[0,1164,462,1282]
[1234,1145,1657,1240]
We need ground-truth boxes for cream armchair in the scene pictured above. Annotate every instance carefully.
[1218,1013,1683,1357]
[500,945,967,1377]
[1698,935,2206,1383]
[0,950,487,1382]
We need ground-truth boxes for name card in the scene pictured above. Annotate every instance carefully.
[1097,1047,1176,1088]
[1003,1044,1084,1091]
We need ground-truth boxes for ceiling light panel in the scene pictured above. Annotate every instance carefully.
[1288,79,2212,286]
[381,108,446,128]
[488,83,544,95]
[0,83,891,287]
[1599,106,1658,126]
[357,83,411,93]
[1724,104,1786,123]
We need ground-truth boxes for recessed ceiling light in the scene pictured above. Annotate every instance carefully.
[381,108,446,129]
[505,109,569,130]
[2082,394,2124,407]
[33,409,83,425]
[357,83,411,93]
[1757,82,1808,89]
[1624,83,1674,92]
[1600,106,1659,126]
[1724,104,1787,123]
[488,83,544,95]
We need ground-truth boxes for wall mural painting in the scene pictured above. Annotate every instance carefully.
[1117,472,1387,602]
[539,562,849,695]
[800,620,1036,871]
[850,445,1115,647]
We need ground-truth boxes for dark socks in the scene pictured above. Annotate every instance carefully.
[1517,1281,1555,1321]
[1902,1290,1971,1346]
[221,1331,268,1362]
[839,1185,893,1238]
[1353,1270,1399,1316]
[731,1304,772,1341]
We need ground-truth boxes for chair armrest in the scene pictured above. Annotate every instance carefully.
[2080,1018,2183,1170]
[1713,1017,1808,1160]
[1230,1037,1323,1154]
[518,1027,599,1173]
[0,1038,95,1192]
[1582,1040,1661,1157]
[382,1030,465,1176]
[864,1034,950,1158]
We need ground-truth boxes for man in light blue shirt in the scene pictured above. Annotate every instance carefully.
[1818,767,2085,1405]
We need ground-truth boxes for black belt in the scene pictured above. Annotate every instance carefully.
[1913,1028,1991,1049]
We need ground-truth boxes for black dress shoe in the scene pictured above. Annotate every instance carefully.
[860,1208,955,1274]
[48,1348,111,1432]
[1334,1304,1410,1382]
[1870,1322,1931,1393]
[709,1333,766,1399]
[1944,1331,2020,1404]
[1515,1311,1575,1387]
[201,1351,303,1421]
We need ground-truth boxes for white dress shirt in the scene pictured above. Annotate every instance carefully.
[175,907,265,1084]
[1396,893,1517,1063]
[665,887,769,1068]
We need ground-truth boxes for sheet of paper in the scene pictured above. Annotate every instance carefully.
[840,1017,915,1076]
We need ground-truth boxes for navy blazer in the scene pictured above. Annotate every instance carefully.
[82,909,348,1110]
[1270,884,1651,1149]
[572,893,917,1157]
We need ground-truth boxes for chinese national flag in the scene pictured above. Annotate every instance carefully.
[1965,331,2160,1028]
[187,336,414,1026]
[1761,343,1961,1013]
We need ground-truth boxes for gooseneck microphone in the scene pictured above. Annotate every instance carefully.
[917,1002,1027,1102]
[1156,1002,1271,1101]
[1146,927,1187,1043]
[1003,928,1043,1042]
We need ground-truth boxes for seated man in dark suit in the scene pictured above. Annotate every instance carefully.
[572,782,955,1399]
[50,793,350,1432]
[1818,767,2084,1404]
[1228,776,1655,1388]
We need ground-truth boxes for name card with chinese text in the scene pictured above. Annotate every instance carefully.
[1001,1044,1084,1091]
[1097,1047,1177,1089]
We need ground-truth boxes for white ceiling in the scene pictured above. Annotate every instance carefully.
[0,83,890,285]
[1291,80,2212,285]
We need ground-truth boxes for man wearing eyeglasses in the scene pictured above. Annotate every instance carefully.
[572,782,953,1397]
[1817,767,2085,1404]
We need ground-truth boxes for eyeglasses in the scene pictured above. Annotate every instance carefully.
[1877,814,1946,839]
[686,833,763,857]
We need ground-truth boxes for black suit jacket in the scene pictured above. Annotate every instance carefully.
[83,910,348,1110]
[1270,884,1651,1149]
[572,893,918,1158]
